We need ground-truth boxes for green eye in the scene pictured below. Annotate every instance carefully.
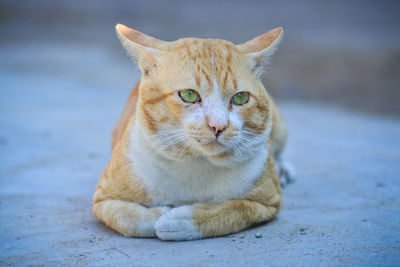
[232,91,250,105]
[179,89,201,103]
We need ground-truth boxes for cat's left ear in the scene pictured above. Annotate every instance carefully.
[116,24,167,75]
[236,27,283,75]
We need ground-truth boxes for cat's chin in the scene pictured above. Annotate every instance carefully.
[195,141,232,157]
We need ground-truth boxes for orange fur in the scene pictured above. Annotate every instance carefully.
[93,24,290,240]
[112,81,139,150]
[192,149,281,237]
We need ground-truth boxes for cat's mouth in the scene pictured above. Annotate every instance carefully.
[194,137,223,146]
[192,137,230,156]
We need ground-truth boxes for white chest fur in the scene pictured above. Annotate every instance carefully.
[128,126,269,207]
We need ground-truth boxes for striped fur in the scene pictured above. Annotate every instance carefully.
[93,24,290,240]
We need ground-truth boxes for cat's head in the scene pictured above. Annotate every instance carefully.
[116,24,283,166]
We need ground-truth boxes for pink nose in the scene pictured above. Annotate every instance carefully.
[206,117,229,137]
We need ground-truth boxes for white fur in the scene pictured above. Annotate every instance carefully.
[203,77,229,129]
[129,122,269,207]
[136,220,156,237]
[276,159,296,187]
[155,206,202,241]
[136,206,171,237]
[128,65,272,210]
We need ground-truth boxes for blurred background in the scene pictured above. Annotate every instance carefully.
[1,0,399,116]
[1,2,400,264]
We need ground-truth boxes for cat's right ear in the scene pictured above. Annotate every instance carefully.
[116,24,167,75]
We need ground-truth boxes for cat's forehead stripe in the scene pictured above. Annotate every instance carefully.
[172,39,241,92]
[222,71,229,90]
[201,68,212,88]
[233,78,238,90]
[144,91,175,105]
[195,75,201,87]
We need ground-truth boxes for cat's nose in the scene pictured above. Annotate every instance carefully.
[206,117,229,137]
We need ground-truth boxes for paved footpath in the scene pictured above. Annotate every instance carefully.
[0,42,399,266]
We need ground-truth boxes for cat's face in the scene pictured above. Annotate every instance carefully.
[117,25,282,165]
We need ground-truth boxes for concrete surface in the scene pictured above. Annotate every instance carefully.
[0,40,400,266]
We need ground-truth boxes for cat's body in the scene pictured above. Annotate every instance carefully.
[93,24,293,240]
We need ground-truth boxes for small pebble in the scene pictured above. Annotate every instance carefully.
[255,233,262,238]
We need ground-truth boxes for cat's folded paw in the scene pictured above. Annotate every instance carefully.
[133,206,172,237]
[158,206,172,215]
[155,206,203,241]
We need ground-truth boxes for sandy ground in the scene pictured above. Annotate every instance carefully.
[0,40,399,266]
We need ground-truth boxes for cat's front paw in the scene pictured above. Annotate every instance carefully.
[133,206,171,237]
[155,206,203,241]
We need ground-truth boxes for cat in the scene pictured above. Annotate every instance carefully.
[92,24,294,241]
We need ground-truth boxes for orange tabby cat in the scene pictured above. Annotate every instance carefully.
[92,24,293,240]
